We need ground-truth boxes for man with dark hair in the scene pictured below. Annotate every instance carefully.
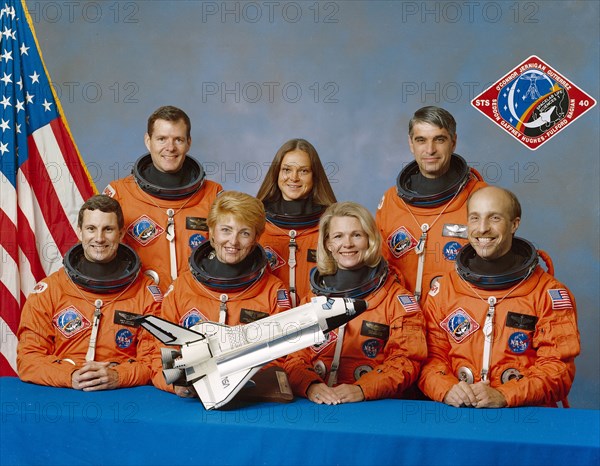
[17,195,162,390]
[104,105,223,288]
[418,186,579,407]
[376,106,487,301]
[76,194,124,231]
[146,106,192,140]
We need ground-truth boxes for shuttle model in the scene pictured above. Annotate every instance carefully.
[138,296,368,409]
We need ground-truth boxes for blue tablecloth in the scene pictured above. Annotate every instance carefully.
[1,377,598,465]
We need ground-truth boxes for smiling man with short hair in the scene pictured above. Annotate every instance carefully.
[418,186,580,408]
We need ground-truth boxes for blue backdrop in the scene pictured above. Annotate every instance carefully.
[26,0,599,409]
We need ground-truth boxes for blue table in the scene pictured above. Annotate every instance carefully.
[1,377,598,465]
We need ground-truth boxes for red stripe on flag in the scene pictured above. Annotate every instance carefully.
[0,0,97,377]
[0,281,21,335]
[1,201,45,284]
[22,137,79,256]
[0,353,18,378]
[0,209,19,265]
[49,119,97,196]
[16,206,47,282]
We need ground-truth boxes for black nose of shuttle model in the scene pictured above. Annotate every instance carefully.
[321,298,368,333]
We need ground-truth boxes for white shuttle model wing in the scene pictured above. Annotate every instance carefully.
[192,366,260,410]
[137,315,206,346]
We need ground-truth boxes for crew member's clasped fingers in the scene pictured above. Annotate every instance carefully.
[307,383,341,405]
[443,381,477,407]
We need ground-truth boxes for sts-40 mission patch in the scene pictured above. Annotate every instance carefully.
[472,55,595,150]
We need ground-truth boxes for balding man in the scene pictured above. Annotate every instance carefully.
[418,186,579,407]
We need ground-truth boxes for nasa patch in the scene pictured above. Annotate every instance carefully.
[387,226,418,258]
[189,233,207,250]
[53,306,91,338]
[508,332,530,354]
[362,338,383,358]
[128,215,164,246]
[440,308,480,343]
[443,241,462,261]
[115,329,134,349]
[472,55,596,150]
[264,246,285,271]
[180,308,206,328]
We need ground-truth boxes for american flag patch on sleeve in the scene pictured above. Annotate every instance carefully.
[397,294,421,313]
[147,285,163,302]
[277,289,291,309]
[548,289,572,310]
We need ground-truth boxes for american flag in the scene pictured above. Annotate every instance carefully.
[147,285,163,303]
[277,289,291,309]
[0,1,96,376]
[398,294,421,313]
[548,289,573,310]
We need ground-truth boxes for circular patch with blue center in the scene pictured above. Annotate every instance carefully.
[508,332,530,354]
[443,241,462,261]
[115,329,134,349]
[362,338,383,358]
[189,234,207,249]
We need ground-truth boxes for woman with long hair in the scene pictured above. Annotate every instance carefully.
[257,138,336,307]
